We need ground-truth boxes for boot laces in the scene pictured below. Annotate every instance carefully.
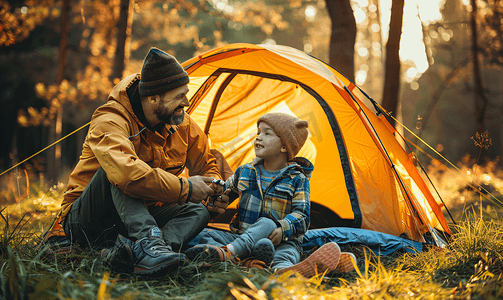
[141,238,173,255]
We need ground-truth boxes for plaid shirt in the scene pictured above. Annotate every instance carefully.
[225,157,313,243]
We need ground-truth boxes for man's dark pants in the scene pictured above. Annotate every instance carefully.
[63,167,210,251]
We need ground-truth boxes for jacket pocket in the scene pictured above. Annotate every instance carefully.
[237,177,259,193]
[274,183,295,198]
[238,181,261,200]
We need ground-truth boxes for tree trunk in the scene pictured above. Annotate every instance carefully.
[374,0,384,67]
[111,0,134,84]
[381,0,405,126]
[325,0,356,82]
[48,0,70,181]
[364,0,384,98]
[57,0,70,85]
[470,0,488,133]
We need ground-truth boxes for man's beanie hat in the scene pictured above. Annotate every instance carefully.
[257,113,309,161]
[138,47,189,98]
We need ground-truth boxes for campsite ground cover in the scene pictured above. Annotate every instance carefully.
[1,160,503,299]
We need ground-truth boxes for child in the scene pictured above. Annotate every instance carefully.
[186,112,355,276]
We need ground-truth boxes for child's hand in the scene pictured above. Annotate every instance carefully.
[268,227,283,246]
[207,188,231,214]
[210,179,225,195]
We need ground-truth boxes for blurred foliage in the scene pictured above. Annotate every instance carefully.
[0,0,58,47]
[402,0,503,166]
[0,0,334,174]
[478,0,503,67]
[426,154,503,222]
[1,0,502,175]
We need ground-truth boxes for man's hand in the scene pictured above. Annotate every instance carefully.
[209,179,225,195]
[269,227,283,246]
[207,189,231,214]
[187,176,216,203]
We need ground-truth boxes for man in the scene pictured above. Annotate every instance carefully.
[48,47,229,276]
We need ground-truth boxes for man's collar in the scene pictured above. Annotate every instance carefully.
[127,81,165,133]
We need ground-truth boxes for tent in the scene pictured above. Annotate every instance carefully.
[181,43,451,244]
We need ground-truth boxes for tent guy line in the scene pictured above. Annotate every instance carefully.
[406,136,503,211]
[357,83,502,220]
[0,122,91,178]
[373,89,503,211]
[351,84,459,225]
[344,85,431,242]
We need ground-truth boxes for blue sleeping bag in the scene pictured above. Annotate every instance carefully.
[301,227,424,255]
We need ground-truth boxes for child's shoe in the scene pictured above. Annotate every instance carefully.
[240,258,267,270]
[185,244,236,262]
[251,238,275,265]
[333,252,357,273]
[276,242,341,278]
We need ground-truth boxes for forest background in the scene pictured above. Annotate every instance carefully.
[0,0,502,207]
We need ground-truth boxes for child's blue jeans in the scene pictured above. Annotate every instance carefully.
[189,217,301,270]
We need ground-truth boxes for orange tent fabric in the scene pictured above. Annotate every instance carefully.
[182,43,451,242]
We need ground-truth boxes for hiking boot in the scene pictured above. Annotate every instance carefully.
[185,244,236,262]
[276,242,341,278]
[251,238,275,265]
[100,234,135,272]
[133,227,187,276]
[333,252,357,273]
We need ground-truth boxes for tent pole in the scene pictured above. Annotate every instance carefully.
[416,160,457,225]
[204,73,237,134]
[344,86,431,242]
[351,85,458,231]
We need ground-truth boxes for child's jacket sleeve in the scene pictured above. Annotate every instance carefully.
[224,165,243,205]
[277,175,310,241]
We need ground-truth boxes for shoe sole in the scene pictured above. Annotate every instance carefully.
[241,258,266,270]
[277,242,341,278]
[333,252,357,273]
[251,239,275,265]
[100,235,135,272]
[133,254,187,276]
[117,235,134,262]
[185,245,230,262]
[185,245,211,261]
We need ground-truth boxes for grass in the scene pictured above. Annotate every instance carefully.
[1,160,503,299]
[426,154,503,222]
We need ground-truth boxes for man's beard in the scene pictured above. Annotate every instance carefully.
[154,105,184,125]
